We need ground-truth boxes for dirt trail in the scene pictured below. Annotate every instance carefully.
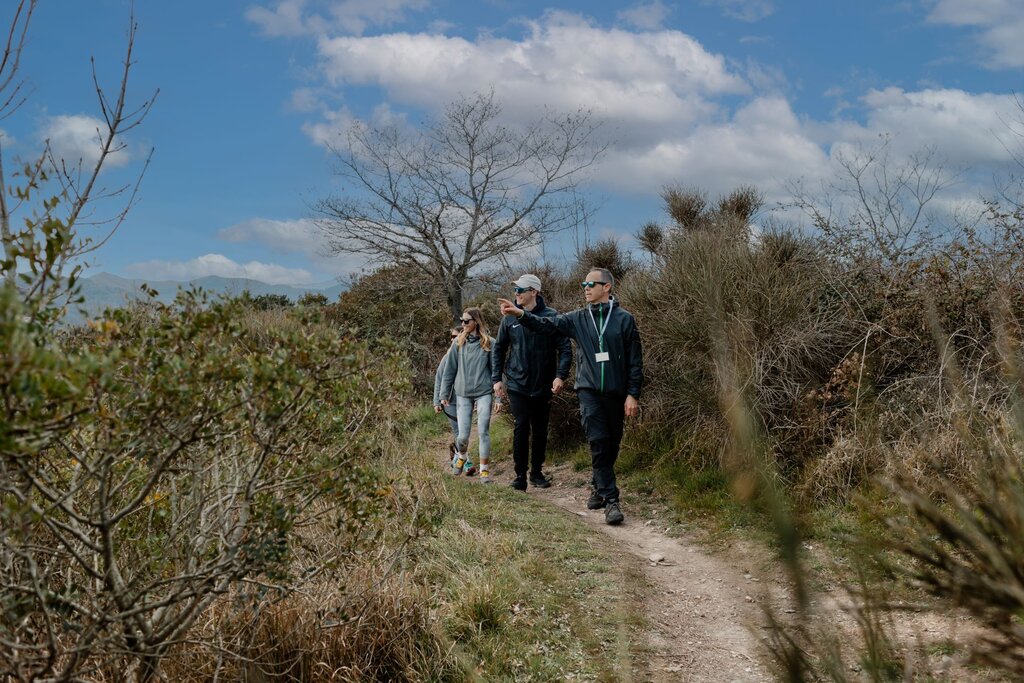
[524,462,775,682]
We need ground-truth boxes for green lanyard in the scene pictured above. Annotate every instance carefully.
[599,306,605,391]
[589,303,611,392]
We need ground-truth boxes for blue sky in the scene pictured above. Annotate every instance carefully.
[5,0,1023,284]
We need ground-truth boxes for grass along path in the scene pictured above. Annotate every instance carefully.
[412,443,652,680]
[524,461,774,682]
[411,407,773,681]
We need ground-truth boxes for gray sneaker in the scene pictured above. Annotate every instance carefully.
[604,501,624,525]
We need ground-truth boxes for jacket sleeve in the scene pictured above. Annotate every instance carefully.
[519,309,578,339]
[626,315,643,399]
[491,319,508,384]
[432,354,446,406]
[555,331,572,380]
[439,342,458,400]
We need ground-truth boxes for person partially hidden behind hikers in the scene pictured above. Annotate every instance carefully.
[492,274,572,492]
[434,325,476,476]
[498,267,642,525]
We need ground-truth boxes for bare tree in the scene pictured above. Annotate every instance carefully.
[787,136,959,266]
[314,90,604,321]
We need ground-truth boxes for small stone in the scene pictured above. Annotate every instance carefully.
[649,552,665,563]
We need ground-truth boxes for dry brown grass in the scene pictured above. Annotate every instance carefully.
[163,570,457,682]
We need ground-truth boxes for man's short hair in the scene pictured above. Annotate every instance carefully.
[589,267,614,290]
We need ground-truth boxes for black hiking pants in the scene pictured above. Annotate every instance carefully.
[506,389,552,478]
[576,389,626,503]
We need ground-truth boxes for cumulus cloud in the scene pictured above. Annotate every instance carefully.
[125,253,316,284]
[247,0,429,37]
[617,1,672,30]
[831,87,1022,167]
[594,96,829,198]
[219,217,324,256]
[256,7,1021,230]
[927,0,1024,68]
[218,217,371,276]
[314,14,748,153]
[39,114,132,168]
[702,0,775,22]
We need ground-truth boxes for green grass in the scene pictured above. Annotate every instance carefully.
[393,405,653,681]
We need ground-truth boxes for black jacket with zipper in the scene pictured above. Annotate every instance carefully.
[517,298,643,398]
[491,295,572,397]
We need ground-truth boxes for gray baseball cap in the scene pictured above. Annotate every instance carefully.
[511,273,542,291]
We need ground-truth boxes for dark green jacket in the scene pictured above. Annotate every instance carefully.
[518,299,643,398]
[491,296,572,397]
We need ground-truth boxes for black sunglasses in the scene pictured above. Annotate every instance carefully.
[460,317,474,324]
[581,280,608,289]
[514,286,534,294]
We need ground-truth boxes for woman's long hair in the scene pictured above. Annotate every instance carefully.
[456,307,491,351]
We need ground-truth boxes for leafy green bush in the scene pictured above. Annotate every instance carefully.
[0,288,408,681]
[326,263,452,393]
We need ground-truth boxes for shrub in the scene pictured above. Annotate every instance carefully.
[0,288,408,681]
[624,189,853,481]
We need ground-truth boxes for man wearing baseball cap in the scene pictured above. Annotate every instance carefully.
[492,274,572,491]
[498,267,642,525]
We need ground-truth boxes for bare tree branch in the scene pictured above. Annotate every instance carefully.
[314,90,604,320]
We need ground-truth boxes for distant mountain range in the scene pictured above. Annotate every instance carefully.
[67,273,347,323]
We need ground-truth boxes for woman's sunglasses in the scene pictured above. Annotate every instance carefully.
[460,317,474,324]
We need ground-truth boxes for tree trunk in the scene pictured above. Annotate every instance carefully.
[447,285,463,325]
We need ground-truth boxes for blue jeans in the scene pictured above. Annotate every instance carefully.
[456,394,492,461]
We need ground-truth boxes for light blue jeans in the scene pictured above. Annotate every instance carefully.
[456,394,492,462]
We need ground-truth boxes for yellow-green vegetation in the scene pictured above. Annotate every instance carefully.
[405,407,653,682]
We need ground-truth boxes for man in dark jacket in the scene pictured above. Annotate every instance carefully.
[492,274,572,491]
[498,267,642,525]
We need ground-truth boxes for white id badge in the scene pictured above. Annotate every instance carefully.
[595,351,610,363]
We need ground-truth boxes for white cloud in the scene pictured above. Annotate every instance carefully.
[219,217,324,256]
[927,0,1024,68]
[702,0,775,22]
[594,96,829,198]
[287,87,323,113]
[831,87,1022,167]
[246,0,315,37]
[40,114,132,168]
[313,13,748,154]
[247,0,429,37]
[617,1,672,30]
[260,7,1021,234]
[125,254,316,284]
[218,217,371,276]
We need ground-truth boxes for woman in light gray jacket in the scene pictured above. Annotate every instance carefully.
[440,307,496,483]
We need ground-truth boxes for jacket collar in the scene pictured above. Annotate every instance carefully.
[588,297,618,313]
[515,294,547,314]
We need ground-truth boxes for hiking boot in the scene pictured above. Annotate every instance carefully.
[452,455,466,475]
[463,465,477,477]
[510,475,527,491]
[604,501,624,525]
[586,490,606,510]
[479,470,493,484]
[529,472,552,489]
